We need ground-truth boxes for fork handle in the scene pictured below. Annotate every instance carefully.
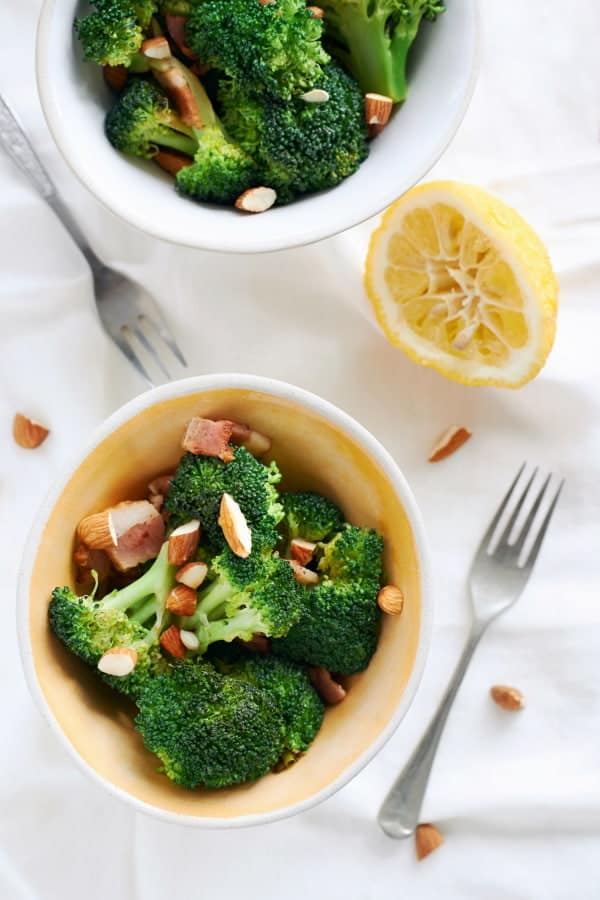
[378,620,487,838]
[0,94,102,273]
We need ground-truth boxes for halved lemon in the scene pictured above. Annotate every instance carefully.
[365,181,558,388]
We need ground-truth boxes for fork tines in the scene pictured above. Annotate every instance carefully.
[480,463,564,569]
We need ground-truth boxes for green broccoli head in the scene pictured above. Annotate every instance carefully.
[184,0,329,100]
[135,661,285,788]
[48,543,175,696]
[280,491,344,543]
[220,63,368,203]
[220,653,324,758]
[165,446,284,551]
[318,0,444,102]
[179,548,304,651]
[272,525,384,673]
[105,78,198,159]
[175,126,258,205]
[75,0,151,67]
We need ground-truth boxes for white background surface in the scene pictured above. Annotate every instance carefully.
[2,0,600,897]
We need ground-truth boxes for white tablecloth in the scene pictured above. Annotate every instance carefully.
[2,1,600,897]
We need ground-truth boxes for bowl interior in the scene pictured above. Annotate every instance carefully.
[26,386,423,822]
[36,0,478,252]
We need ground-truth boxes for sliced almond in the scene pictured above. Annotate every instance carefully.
[287,558,319,585]
[364,92,393,126]
[180,629,200,651]
[428,425,472,462]
[166,583,198,616]
[97,647,138,677]
[156,66,202,127]
[368,123,386,140]
[168,520,200,566]
[219,493,252,558]
[490,685,524,711]
[154,148,193,177]
[307,5,324,16]
[141,36,172,60]
[13,413,49,449]
[300,88,329,103]
[160,625,186,659]
[103,64,128,92]
[77,510,117,550]
[290,538,316,567]
[415,823,444,861]
[309,667,346,705]
[176,561,208,590]
[377,585,404,616]
[235,186,277,213]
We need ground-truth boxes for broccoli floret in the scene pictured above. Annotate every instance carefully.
[105,78,198,158]
[220,653,324,758]
[175,127,258,205]
[48,543,175,696]
[220,63,368,203]
[318,0,444,102]
[75,0,155,67]
[135,661,285,788]
[273,525,384,673]
[179,548,303,652]
[280,491,344,543]
[165,446,284,551]
[184,0,329,100]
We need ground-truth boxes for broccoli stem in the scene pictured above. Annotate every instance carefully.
[148,127,197,156]
[332,9,411,102]
[202,608,262,645]
[100,544,174,638]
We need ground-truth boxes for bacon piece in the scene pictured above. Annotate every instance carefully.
[105,500,165,572]
[182,417,235,462]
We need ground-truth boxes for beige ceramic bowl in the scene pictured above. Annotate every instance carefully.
[18,374,431,827]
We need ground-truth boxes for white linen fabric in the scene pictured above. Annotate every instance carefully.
[2,1,600,897]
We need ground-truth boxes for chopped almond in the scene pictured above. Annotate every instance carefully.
[230,422,272,457]
[160,625,186,659]
[364,92,393,126]
[290,538,316,567]
[415,824,444,861]
[13,413,49,449]
[180,629,200,651]
[182,417,235,462]
[77,510,117,550]
[97,647,137,677]
[148,474,174,497]
[287,558,319,585]
[235,186,277,213]
[307,5,324,16]
[156,66,202,127]
[166,584,198,616]
[154,149,193,177]
[239,634,271,654]
[103,65,127,92]
[165,14,197,59]
[219,493,252,558]
[176,561,208,590]
[309,667,346,705]
[168,520,200,565]
[141,36,171,60]
[428,426,472,462]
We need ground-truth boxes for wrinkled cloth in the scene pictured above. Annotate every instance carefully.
[2,1,600,897]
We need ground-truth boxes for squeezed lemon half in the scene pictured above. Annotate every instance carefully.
[365,181,558,388]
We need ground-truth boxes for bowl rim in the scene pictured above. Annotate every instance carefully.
[17,373,433,827]
[35,0,480,254]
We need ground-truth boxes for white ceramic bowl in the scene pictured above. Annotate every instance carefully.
[18,374,432,827]
[36,0,478,253]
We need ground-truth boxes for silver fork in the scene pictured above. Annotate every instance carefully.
[378,463,564,839]
[0,94,187,386]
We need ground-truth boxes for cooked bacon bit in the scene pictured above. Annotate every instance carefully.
[182,417,235,462]
[290,538,316,567]
[103,65,127,92]
[309,667,346,705]
[165,14,197,59]
[106,500,165,572]
[160,625,186,659]
[239,634,271,654]
[154,149,193,177]
[428,426,472,462]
